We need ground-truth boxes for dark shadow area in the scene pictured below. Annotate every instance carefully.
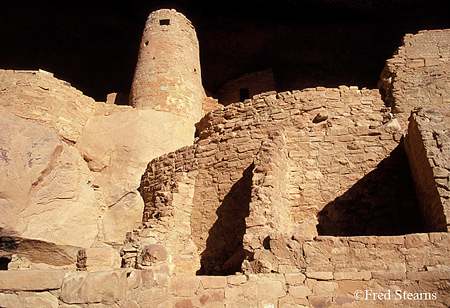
[317,141,424,236]
[0,227,78,268]
[0,257,11,270]
[0,227,19,270]
[1,1,450,100]
[197,164,253,276]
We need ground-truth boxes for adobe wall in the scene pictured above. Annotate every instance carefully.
[379,29,450,128]
[137,86,422,275]
[129,9,205,121]
[216,68,276,106]
[405,109,450,231]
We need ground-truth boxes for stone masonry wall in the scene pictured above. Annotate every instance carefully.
[138,86,422,275]
[379,29,450,128]
[1,235,450,308]
[405,109,450,231]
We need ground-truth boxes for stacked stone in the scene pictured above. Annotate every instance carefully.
[243,131,292,274]
[379,29,450,127]
[405,109,450,231]
[246,231,450,275]
[1,249,450,308]
[138,85,421,275]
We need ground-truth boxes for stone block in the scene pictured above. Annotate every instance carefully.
[285,273,306,285]
[201,276,228,289]
[305,271,333,280]
[0,292,19,308]
[311,281,338,296]
[371,271,406,280]
[77,247,121,271]
[227,275,247,285]
[60,270,127,304]
[333,271,372,281]
[169,276,200,297]
[199,289,225,306]
[258,280,286,298]
[17,291,59,308]
[288,285,312,299]
[0,270,65,291]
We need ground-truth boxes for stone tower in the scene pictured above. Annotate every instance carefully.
[129,9,205,121]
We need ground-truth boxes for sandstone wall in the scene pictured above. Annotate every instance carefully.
[138,86,422,275]
[129,9,205,121]
[405,109,450,231]
[0,69,197,265]
[0,69,132,143]
[1,246,449,308]
[379,29,450,128]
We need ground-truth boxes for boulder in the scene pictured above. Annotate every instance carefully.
[0,109,100,248]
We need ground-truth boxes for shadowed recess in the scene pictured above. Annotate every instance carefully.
[197,164,253,276]
[317,141,424,236]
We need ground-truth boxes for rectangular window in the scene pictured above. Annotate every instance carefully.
[160,19,170,25]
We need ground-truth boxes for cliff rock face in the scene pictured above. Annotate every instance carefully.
[76,109,196,243]
[0,109,99,248]
[0,69,196,261]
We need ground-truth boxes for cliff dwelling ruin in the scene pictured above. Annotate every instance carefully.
[1,1,450,307]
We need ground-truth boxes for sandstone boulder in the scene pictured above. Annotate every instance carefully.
[0,109,100,248]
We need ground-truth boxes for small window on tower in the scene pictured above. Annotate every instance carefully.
[240,88,250,101]
[160,19,170,26]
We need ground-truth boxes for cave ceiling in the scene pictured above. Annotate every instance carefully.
[1,0,449,101]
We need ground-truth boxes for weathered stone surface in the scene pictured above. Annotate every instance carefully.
[60,270,127,304]
[0,270,65,291]
[169,276,200,297]
[0,293,19,308]
[201,276,228,289]
[0,69,132,143]
[379,29,450,129]
[76,109,196,244]
[17,292,59,308]
[0,109,99,248]
[130,9,205,121]
[139,244,168,266]
[77,247,121,271]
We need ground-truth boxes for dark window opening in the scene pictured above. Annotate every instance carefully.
[240,88,250,101]
[159,19,170,26]
[144,41,149,46]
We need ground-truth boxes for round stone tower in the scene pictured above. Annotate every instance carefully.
[129,9,205,121]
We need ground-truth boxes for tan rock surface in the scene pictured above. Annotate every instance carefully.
[0,69,132,143]
[76,109,196,244]
[0,109,100,247]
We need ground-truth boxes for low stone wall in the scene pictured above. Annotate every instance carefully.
[137,86,423,275]
[1,239,450,308]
